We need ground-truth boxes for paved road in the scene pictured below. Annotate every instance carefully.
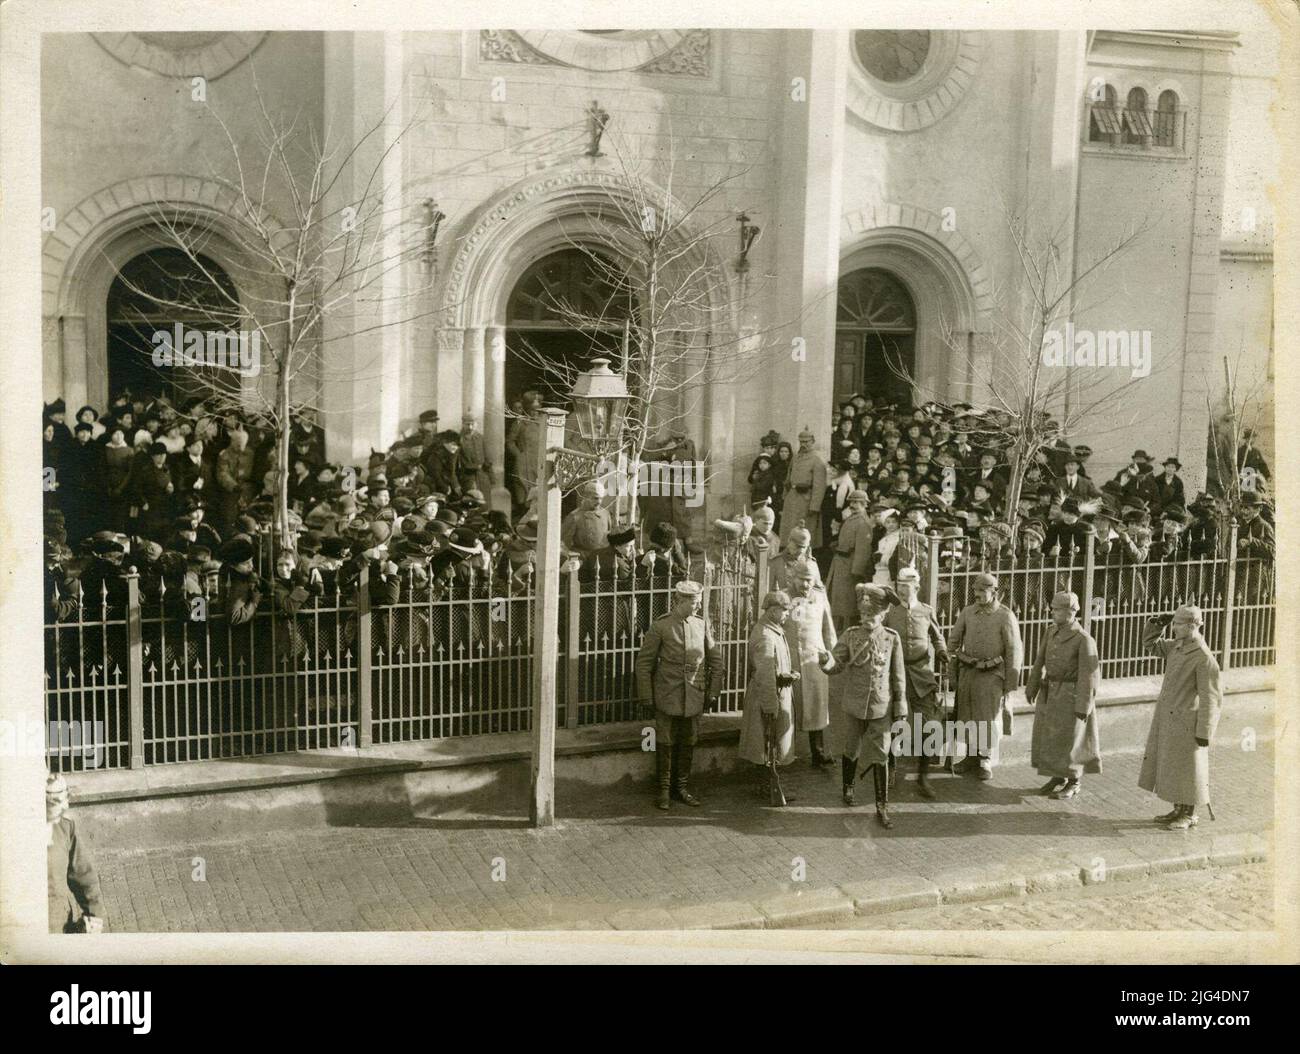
[800,863,1273,931]
[86,735,1273,932]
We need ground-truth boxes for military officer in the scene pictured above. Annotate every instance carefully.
[948,572,1023,780]
[738,590,798,802]
[827,584,907,827]
[884,566,948,799]
[785,559,837,768]
[635,580,719,810]
[768,525,822,593]
[1138,606,1221,830]
[781,426,828,548]
[560,481,611,560]
[1026,591,1101,800]
[825,489,873,629]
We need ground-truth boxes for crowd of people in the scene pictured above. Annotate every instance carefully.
[746,394,1274,592]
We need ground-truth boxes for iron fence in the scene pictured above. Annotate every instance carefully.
[45,523,1273,774]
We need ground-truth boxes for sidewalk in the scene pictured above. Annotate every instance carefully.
[87,694,1274,932]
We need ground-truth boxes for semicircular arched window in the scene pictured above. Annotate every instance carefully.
[507,247,636,330]
[836,268,916,332]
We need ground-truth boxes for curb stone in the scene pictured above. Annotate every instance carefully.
[838,874,941,915]
[931,866,1028,904]
[756,888,856,928]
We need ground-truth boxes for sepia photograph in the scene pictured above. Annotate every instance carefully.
[1,0,1296,985]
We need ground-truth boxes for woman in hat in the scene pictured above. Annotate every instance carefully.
[1150,457,1185,515]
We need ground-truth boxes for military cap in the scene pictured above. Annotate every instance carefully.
[797,425,815,440]
[1173,604,1204,625]
[787,525,813,544]
[608,525,637,546]
[895,566,921,584]
[973,572,999,589]
[578,481,602,499]
[760,589,790,610]
[848,489,870,505]
[419,409,440,424]
[855,583,900,608]
[1051,590,1080,610]
[676,580,704,598]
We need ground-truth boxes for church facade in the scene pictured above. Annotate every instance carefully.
[41,27,1277,515]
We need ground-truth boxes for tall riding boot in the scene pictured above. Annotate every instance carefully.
[809,730,832,769]
[841,756,857,806]
[671,740,701,806]
[916,755,936,800]
[654,748,672,810]
[874,765,894,829]
[887,752,899,790]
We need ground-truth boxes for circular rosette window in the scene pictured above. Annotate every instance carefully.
[846,30,983,132]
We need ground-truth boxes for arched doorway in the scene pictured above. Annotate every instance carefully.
[504,246,636,411]
[834,267,917,409]
[106,247,242,402]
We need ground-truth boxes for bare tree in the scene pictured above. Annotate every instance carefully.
[506,126,810,524]
[103,71,441,548]
[1206,351,1273,548]
[890,202,1171,535]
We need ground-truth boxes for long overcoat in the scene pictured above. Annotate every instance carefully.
[1138,626,1222,805]
[738,620,795,765]
[781,450,828,548]
[825,511,872,625]
[785,586,836,731]
[948,600,1023,758]
[635,612,716,718]
[1026,619,1102,778]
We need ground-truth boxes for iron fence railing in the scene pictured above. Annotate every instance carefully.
[45,523,1274,774]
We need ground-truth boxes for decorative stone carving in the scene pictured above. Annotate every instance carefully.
[92,32,268,80]
[479,29,710,76]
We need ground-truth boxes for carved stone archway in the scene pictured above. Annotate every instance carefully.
[43,175,286,410]
[840,201,992,403]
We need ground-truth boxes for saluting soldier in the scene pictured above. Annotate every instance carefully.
[825,489,873,629]
[1026,591,1101,800]
[827,584,906,827]
[884,566,948,799]
[635,580,719,810]
[948,572,1023,780]
[1138,606,1222,830]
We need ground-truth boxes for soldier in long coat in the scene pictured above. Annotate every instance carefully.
[1138,606,1222,830]
[635,580,718,810]
[780,427,828,549]
[768,525,822,593]
[738,591,798,800]
[825,489,873,628]
[826,583,906,827]
[1026,591,1101,800]
[47,773,105,933]
[884,566,948,799]
[784,560,837,768]
[948,571,1023,779]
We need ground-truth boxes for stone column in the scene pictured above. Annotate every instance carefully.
[484,325,509,509]
[435,327,464,426]
[462,326,486,426]
[770,29,848,458]
[320,31,406,465]
[60,315,89,413]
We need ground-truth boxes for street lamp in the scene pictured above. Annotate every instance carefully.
[529,358,630,827]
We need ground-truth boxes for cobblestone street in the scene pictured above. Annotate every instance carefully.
[86,728,1274,933]
[804,863,1273,930]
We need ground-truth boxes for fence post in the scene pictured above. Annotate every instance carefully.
[1082,532,1096,632]
[1221,520,1238,671]
[925,535,940,609]
[564,566,581,729]
[756,543,770,604]
[125,573,144,770]
[356,562,373,748]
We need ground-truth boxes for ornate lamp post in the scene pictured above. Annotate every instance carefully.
[530,358,630,827]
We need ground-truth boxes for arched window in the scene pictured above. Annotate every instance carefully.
[106,248,242,401]
[1123,86,1152,145]
[835,268,917,409]
[1089,83,1120,143]
[1155,89,1180,148]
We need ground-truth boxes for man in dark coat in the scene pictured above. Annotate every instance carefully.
[60,422,107,543]
[424,430,463,501]
[1149,457,1186,515]
[635,580,718,810]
